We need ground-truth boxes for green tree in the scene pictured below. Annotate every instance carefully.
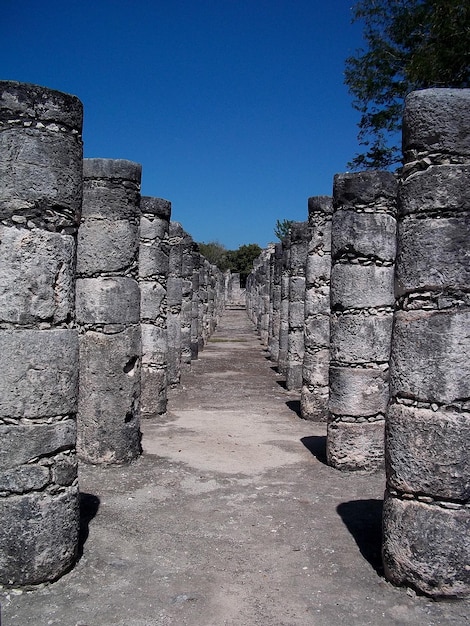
[345,0,470,169]
[198,241,230,271]
[226,243,262,286]
[274,219,294,241]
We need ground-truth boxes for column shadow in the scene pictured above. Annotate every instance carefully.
[78,492,100,558]
[336,499,384,575]
[300,435,327,465]
[286,400,301,417]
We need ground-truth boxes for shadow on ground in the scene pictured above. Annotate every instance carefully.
[337,499,384,575]
[286,399,301,417]
[301,435,327,465]
[78,492,100,558]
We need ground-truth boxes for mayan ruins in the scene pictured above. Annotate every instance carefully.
[0,79,469,624]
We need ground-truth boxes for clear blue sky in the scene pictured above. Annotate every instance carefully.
[2,0,365,249]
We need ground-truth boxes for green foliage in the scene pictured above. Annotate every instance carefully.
[346,0,470,169]
[198,241,230,272]
[198,241,262,285]
[274,219,294,241]
[226,243,262,286]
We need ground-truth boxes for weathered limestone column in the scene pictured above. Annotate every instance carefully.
[300,196,333,421]
[260,245,275,345]
[76,159,142,464]
[190,244,201,360]
[268,243,283,363]
[197,256,209,352]
[278,233,291,375]
[286,222,309,390]
[326,171,397,471]
[181,230,195,368]
[167,222,183,386]
[139,196,171,419]
[383,88,470,598]
[0,81,83,585]
[208,264,218,336]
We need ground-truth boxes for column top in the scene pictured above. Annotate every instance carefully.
[141,196,171,220]
[0,80,83,131]
[83,158,142,183]
[403,88,470,160]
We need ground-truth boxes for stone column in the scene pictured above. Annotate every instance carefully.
[260,246,275,346]
[181,230,195,368]
[167,222,183,386]
[383,88,470,598]
[301,196,333,421]
[198,256,208,352]
[0,81,83,585]
[76,159,142,464]
[190,244,201,360]
[326,171,397,471]
[139,196,171,419]
[268,244,283,363]
[286,222,309,391]
[278,233,291,375]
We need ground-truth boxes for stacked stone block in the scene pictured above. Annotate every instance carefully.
[76,158,142,464]
[300,196,333,421]
[382,88,470,597]
[181,229,195,368]
[286,222,309,391]
[139,196,171,419]
[326,171,397,471]
[268,244,283,362]
[167,222,184,386]
[246,246,274,344]
[190,244,201,360]
[198,257,209,351]
[0,81,83,585]
[278,232,291,376]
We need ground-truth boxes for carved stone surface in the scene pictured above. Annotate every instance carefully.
[327,171,396,470]
[382,493,470,598]
[0,81,82,586]
[76,158,142,464]
[384,88,470,597]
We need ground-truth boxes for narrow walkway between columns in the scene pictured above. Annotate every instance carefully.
[3,310,467,625]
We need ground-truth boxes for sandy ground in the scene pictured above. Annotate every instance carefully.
[1,309,468,626]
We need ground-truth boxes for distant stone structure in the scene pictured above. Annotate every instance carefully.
[0,81,83,585]
[225,272,245,308]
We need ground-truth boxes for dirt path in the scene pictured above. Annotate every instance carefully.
[1,309,468,625]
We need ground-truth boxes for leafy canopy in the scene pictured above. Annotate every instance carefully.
[198,241,262,286]
[345,0,470,169]
[274,219,294,241]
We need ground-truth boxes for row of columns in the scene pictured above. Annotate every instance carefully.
[246,88,470,598]
[0,81,225,586]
